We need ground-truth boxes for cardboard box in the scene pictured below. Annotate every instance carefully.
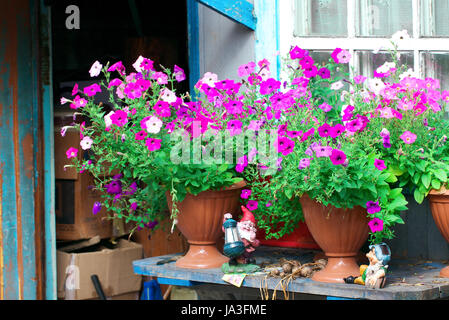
[57,239,143,300]
[55,123,117,240]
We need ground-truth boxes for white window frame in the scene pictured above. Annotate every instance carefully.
[278,0,449,82]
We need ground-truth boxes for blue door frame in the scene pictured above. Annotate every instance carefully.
[186,0,280,94]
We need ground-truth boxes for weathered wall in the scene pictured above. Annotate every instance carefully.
[0,0,44,299]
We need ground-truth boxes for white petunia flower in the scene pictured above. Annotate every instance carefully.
[89,61,103,77]
[392,30,410,43]
[132,55,145,73]
[368,78,386,95]
[80,136,93,150]
[145,116,163,134]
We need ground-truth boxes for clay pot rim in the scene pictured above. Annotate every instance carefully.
[428,186,449,196]
[301,193,365,212]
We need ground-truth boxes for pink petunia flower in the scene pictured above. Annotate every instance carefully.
[145,138,162,152]
[66,147,78,159]
[110,110,128,127]
[174,65,186,82]
[83,83,101,97]
[298,158,311,170]
[319,103,333,112]
[400,131,417,144]
[238,61,256,78]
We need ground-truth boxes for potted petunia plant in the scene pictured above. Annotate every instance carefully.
[347,37,449,277]
[267,44,410,283]
[62,57,253,269]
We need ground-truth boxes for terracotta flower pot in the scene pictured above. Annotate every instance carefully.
[300,194,370,283]
[166,180,246,269]
[428,187,449,278]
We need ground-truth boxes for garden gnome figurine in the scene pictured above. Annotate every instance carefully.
[344,242,391,289]
[236,206,260,265]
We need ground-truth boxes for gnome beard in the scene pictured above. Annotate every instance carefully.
[236,206,260,264]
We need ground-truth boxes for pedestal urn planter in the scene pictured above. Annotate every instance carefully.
[300,194,370,283]
[166,180,246,269]
[428,187,449,278]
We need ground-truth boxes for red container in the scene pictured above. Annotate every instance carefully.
[257,221,321,249]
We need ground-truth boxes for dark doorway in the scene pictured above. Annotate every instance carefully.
[50,0,189,107]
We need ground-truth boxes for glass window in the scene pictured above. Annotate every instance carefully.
[356,0,413,37]
[356,51,414,79]
[294,0,347,37]
[422,52,449,92]
[421,0,449,37]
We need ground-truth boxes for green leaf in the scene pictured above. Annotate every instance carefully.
[416,161,427,172]
[431,179,441,191]
[434,169,448,183]
[414,189,425,204]
[421,173,431,189]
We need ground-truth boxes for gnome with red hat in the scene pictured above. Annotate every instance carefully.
[236,205,260,265]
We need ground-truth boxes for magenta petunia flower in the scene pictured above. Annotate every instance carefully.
[92,202,102,215]
[145,138,162,152]
[331,48,343,63]
[227,120,243,136]
[135,130,148,141]
[400,131,417,144]
[130,202,138,211]
[368,218,384,233]
[106,180,122,195]
[110,110,128,127]
[374,159,387,171]
[246,200,258,211]
[366,201,381,214]
[303,65,318,78]
[318,67,330,79]
[107,61,125,74]
[83,83,101,97]
[71,83,79,96]
[240,189,252,199]
[301,128,315,142]
[154,101,171,118]
[66,147,78,159]
[108,78,123,88]
[287,130,303,138]
[330,149,347,165]
[318,123,332,138]
[289,46,308,60]
[276,137,295,156]
[336,49,351,63]
[329,124,345,138]
[260,78,281,95]
[353,75,367,84]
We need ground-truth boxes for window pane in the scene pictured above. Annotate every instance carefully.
[294,0,347,37]
[422,52,449,94]
[356,51,414,79]
[421,0,449,37]
[356,0,413,37]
